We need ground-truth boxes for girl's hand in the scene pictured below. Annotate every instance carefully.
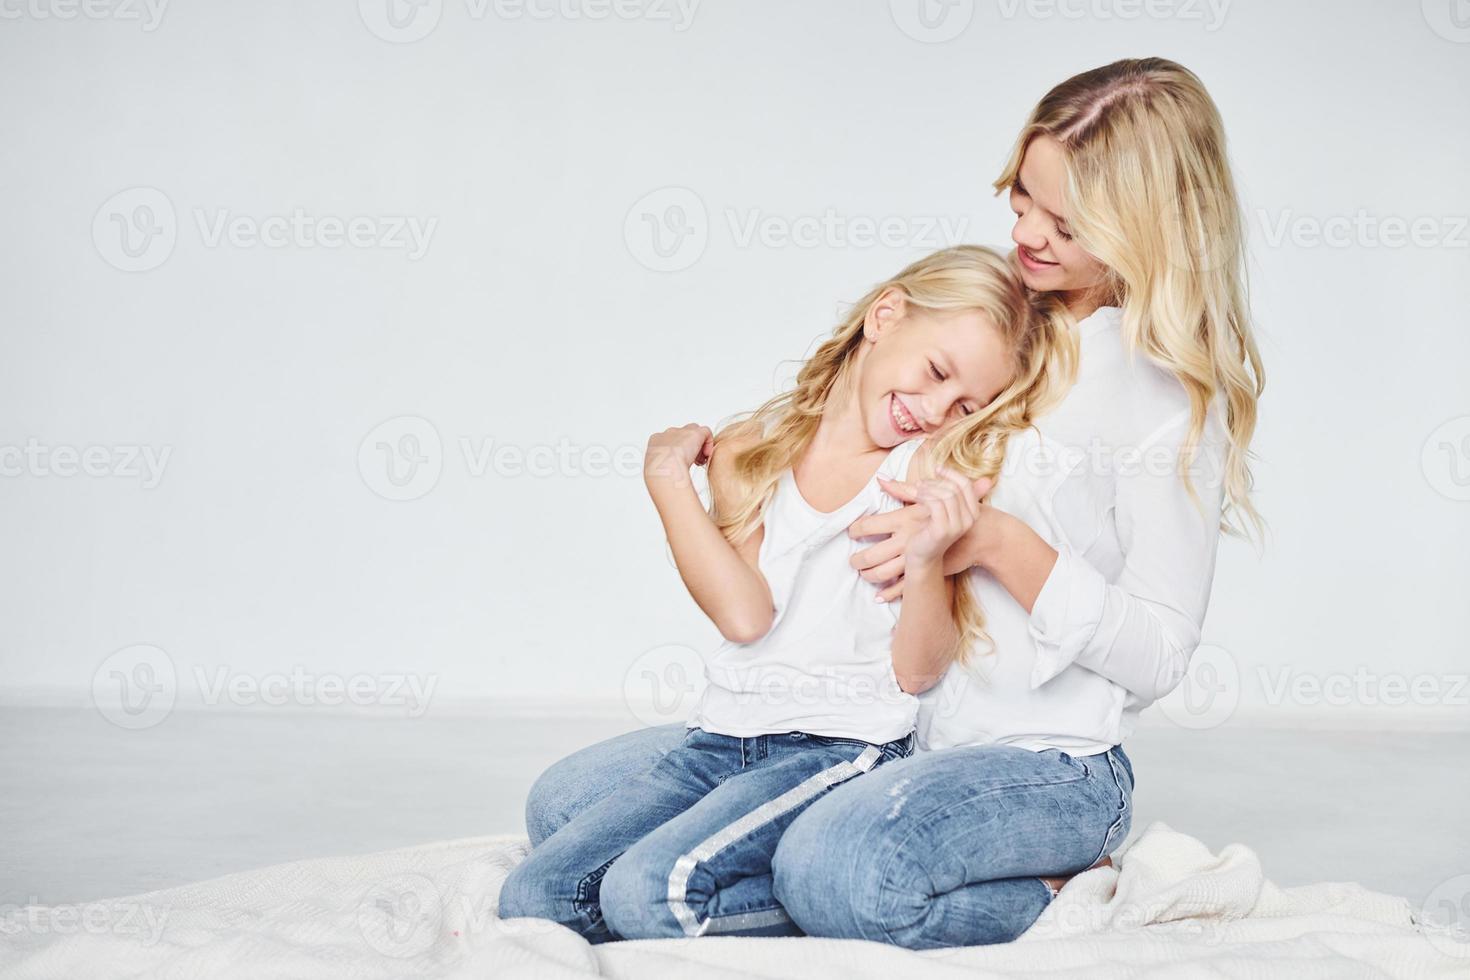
[644,423,715,489]
[905,467,984,565]
[848,472,995,600]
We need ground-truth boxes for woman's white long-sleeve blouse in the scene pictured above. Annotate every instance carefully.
[916,304,1232,756]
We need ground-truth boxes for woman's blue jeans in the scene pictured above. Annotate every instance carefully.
[500,726,916,942]
[517,722,1135,948]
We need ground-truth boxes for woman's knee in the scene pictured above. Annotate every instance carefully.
[770,782,894,940]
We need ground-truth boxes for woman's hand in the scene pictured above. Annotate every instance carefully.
[644,423,714,491]
[849,472,995,601]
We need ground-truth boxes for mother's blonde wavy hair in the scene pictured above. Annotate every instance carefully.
[995,57,1265,538]
[707,245,1076,669]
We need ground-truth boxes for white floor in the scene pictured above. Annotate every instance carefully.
[3,706,1467,912]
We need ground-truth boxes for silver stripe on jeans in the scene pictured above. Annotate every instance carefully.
[666,743,883,937]
[698,905,794,935]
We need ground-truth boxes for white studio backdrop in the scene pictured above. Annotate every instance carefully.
[1,0,1467,729]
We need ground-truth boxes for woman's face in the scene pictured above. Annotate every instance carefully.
[1008,134,1110,305]
[853,291,1014,450]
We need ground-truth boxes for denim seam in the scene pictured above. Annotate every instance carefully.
[1090,751,1133,865]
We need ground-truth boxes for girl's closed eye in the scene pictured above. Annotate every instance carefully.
[929,359,978,416]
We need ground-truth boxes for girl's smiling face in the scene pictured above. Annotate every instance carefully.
[1008,134,1110,307]
[853,288,1015,449]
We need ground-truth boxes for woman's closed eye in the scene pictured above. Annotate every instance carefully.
[1015,178,1073,241]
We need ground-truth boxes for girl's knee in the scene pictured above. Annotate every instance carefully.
[524,768,572,848]
[497,860,551,921]
[602,847,716,940]
[598,854,670,939]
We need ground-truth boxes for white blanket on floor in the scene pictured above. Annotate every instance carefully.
[2,821,1465,979]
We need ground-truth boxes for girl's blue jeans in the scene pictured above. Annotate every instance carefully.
[499,725,916,942]
[513,722,1135,948]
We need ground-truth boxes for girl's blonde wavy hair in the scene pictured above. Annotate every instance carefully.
[994,57,1265,538]
[707,245,1077,669]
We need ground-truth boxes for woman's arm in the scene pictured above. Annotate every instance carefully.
[958,408,1228,701]
[644,424,773,644]
[856,406,1228,703]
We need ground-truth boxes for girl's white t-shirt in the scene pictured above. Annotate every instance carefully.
[685,438,926,744]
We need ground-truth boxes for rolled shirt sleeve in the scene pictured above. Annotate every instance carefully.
[1027,405,1228,702]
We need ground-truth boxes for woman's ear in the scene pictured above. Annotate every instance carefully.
[862,287,908,342]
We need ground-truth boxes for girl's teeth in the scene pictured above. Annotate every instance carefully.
[891,396,918,433]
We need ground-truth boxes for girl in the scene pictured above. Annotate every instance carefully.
[522,57,1263,948]
[497,245,1073,942]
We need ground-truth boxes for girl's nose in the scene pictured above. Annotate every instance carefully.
[918,395,947,429]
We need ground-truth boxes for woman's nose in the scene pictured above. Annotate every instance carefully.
[1012,207,1047,252]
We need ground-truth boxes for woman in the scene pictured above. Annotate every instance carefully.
[519,57,1263,947]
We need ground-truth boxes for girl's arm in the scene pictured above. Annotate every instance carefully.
[644,424,774,644]
[888,457,984,695]
[889,556,957,695]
